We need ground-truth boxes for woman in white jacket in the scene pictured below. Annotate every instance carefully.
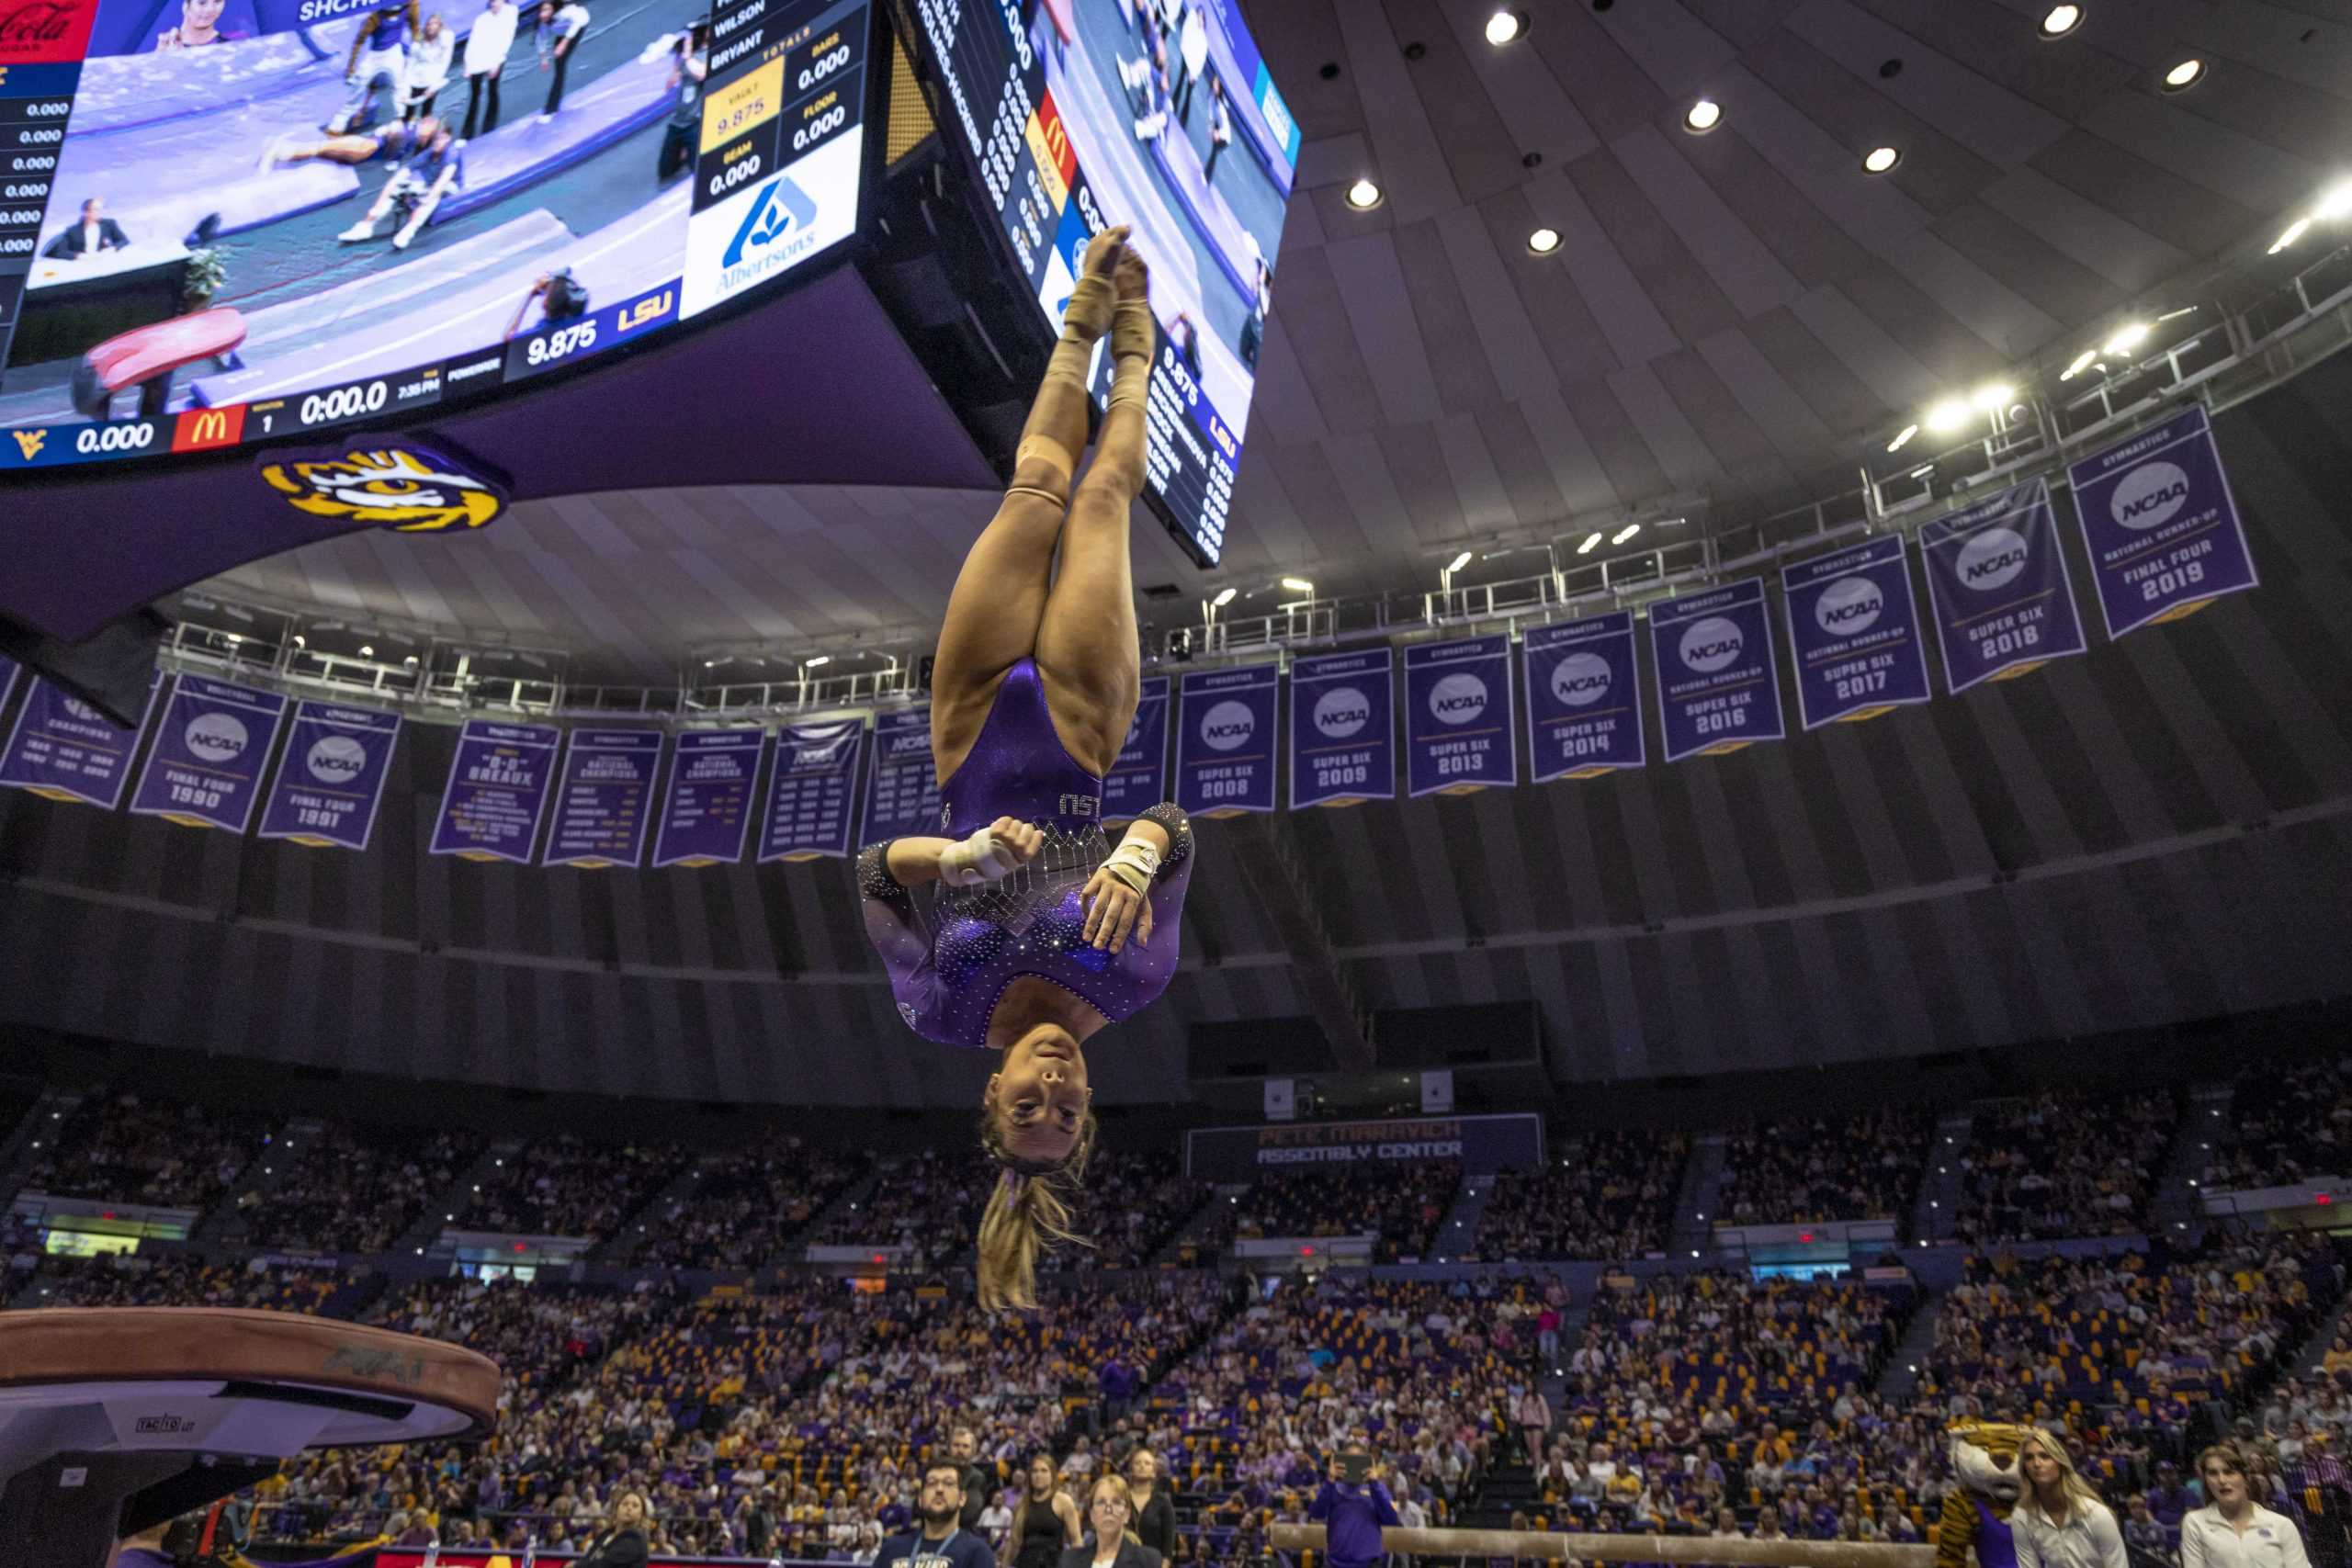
[401,13,456,123]
[458,0,519,138]
[2011,1427,2127,1568]
[2182,1444,2312,1568]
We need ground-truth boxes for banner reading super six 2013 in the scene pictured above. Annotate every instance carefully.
[1403,636,1516,797]
[2066,404,2258,638]
[1918,478,2087,694]
[1647,580,1785,762]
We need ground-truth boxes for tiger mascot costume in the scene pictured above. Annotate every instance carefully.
[1938,1420,2030,1568]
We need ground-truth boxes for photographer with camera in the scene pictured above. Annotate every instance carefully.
[1309,1440,1401,1568]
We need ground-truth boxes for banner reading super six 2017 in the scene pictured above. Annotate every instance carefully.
[1780,535,1932,729]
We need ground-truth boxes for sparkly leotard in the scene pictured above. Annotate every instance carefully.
[858,659,1193,1049]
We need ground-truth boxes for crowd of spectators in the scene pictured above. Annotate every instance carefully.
[457,1134,690,1239]
[811,1147,982,1259]
[229,1125,487,1255]
[1951,1089,2178,1243]
[2204,1056,2352,1190]
[21,1251,362,1313]
[628,1143,872,1270]
[1191,1162,1464,1263]
[1716,1110,1931,1226]
[1056,1149,1216,1271]
[1471,1132,1690,1263]
[21,1091,269,1210]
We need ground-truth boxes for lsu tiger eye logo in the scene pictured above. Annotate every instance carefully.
[259,445,506,533]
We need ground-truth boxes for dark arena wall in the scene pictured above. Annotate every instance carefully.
[5,349,2352,1106]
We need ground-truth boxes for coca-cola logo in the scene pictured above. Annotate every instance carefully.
[0,1,82,55]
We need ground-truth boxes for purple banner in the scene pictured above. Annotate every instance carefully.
[0,674,161,809]
[542,729,663,869]
[652,728,764,868]
[864,708,943,843]
[1647,579,1786,763]
[428,720,561,863]
[129,675,288,832]
[0,657,18,710]
[1779,535,1933,730]
[1288,649,1395,809]
[1523,613,1645,782]
[258,703,401,851]
[1176,664,1279,817]
[1101,676,1172,821]
[1918,478,2087,694]
[2066,404,2258,639]
[1403,636,1516,798]
[759,720,865,863]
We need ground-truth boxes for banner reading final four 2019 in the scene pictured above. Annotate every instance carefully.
[1522,614,1645,781]
[1288,649,1394,808]
[1918,478,2087,694]
[1177,664,1279,816]
[1101,675,1171,820]
[129,675,288,832]
[428,719,561,863]
[0,674,161,809]
[651,728,764,868]
[1403,636,1515,797]
[1647,580,1785,762]
[541,729,662,868]
[1779,535,1932,729]
[258,703,401,850]
[2066,404,2258,639]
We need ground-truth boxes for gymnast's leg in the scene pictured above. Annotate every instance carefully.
[930,224,1131,784]
[1034,244,1153,776]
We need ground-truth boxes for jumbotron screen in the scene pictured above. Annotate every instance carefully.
[903,0,1295,568]
[0,0,870,468]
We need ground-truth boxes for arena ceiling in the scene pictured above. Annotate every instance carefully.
[195,0,2352,679]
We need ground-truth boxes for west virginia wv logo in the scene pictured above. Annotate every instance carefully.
[259,445,507,532]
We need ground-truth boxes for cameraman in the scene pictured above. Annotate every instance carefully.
[1309,1441,1400,1568]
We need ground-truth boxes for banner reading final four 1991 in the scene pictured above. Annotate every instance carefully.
[1779,535,1932,729]
[428,719,561,863]
[258,703,401,850]
[1403,636,1516,797]
[1177,664,1279,817]
[1917,478,2087,694]
[1522,614,1645,781]
[1646,579,1785,762]
[1100,675,1170,820]
[2065,404,2258,639]
[1288,649,1395,808]
[129,675,289,832]
[540,728,663,869]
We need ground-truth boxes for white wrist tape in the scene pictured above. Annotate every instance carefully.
[939,826,1020,887]
[1099,837,1161,896]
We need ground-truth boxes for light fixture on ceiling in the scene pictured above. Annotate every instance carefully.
[403,654,419,665]
[292,635,306,649]
[1577,532,1602,554]
[1924,399,1973,436]
[1972,380,2016,412]
[1445,549,1475,574]
[2038,5,2082,38]
[2270,217,2311,254]
[2162,57,2205,91]
[1280,577,1316,594]
[2061,348,2098,380]
[1345,177,1383,209]
[1862,146,1901,175]
[1484,8,1527,46]
[2102,321,2151,357]
[2316,182,2352,221]
[1527,226,1562,254]
[1886,423,1919,454]
[1611,523,1641,546]
[1683,98,1723,134]
[805,654,831,668]
[358,645,375,658]
[703,659,718,668]
[1211,587,1238,608]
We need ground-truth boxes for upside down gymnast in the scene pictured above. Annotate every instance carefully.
[857,226,1195,1313]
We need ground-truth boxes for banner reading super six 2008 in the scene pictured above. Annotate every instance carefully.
[1647,580,1785,762]
[1177,664,1279,817]
[1919,478,2087,694]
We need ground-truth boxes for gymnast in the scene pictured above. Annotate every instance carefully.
[858,224,1193,1313]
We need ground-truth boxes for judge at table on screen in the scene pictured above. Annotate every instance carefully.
[41,198,131,261]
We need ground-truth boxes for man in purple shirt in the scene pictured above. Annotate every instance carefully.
[1309,1443,1401,1568]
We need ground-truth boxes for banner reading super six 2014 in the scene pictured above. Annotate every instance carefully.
[1522,613,1645,781]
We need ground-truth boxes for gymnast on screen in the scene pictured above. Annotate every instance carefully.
[857,224,1193,1314]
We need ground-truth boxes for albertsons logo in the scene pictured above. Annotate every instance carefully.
[1428,672,1487,726]
[1679,617,1744,673]
[1550,652,1611,707]
[1956,526,2030,592]
[718,176,820,287]
[1312,686,1371,739]
[1199,700,1255,751]
[2111,460,2191,532]
[1815,576,1884,637]
[184,712,249,763]
[307,735,368,783]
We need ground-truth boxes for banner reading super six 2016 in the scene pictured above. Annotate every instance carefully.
[1177,663,1279,817]
[1780,535,1932,729]
[1288,649,1394,808]
[2066,404,2258,638]
[1647,579,1785,762]
[1918,477,2087,694]
[1522,613,1645,781]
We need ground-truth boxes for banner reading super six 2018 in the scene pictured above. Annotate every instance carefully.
[1919,478,2087,694]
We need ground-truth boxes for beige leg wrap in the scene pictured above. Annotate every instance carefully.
[1112,297,1156,364]
[1109,352,1151,413]
[1060,272,1115,344]
[1040,333,1095,397]
[1013,434,1077,486]
[1003,484,1068,508]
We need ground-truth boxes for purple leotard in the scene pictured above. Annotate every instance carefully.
[858,659,1193,1049]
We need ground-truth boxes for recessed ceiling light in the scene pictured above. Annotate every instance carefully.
[1484,8,1527,46]
[2162,58,2205,90]
[1345,177,1383,209]
[1527,226,1562,254]
[1863,146,1901,175]
[1684,98,1723,134]
[2039,5,2082,38]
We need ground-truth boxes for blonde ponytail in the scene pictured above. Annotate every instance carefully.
[977,1111,1097,1312]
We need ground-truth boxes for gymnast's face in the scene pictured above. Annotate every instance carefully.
[989,1025,1088,1162]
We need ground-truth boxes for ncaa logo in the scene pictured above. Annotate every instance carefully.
[307,735,368,783]
[1679,617,1744,673]
[1815,576,1883,637]
[1428,672,1487,726]
[184,712,249,764]
[61,697,100,723]
[1957,526,2030,592]
[1550,652,1611,708]
[1313,686,1371,739]
[2111,460,2191,532]
[1200,699,1255,750]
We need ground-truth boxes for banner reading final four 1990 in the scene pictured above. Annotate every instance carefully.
[258,703,401,850]
[1100,675,1171,820]
[1779,535,1932,729]
[1288,649,1395,808]
[1646,580,1785,762]
[428,719,561,863]
[650,728,763,868]
[1918,478,2087,694]
[541,728,663,869]
[1403,636,1516,797]
[1177,663,1279,817]
[758,719,864,863]
[2066,404,2258,638]
[129,675,289,832]
[0,674,162,808]
[1522,614,1645,781]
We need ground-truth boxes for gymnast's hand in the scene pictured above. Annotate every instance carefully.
[937,817,1043,887]
[1080,858,1155,954]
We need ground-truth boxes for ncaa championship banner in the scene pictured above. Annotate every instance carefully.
[0,656,17,709]
[129,675,288,832]
[1184,1111,1545,1180]
[758,719,864,863]
[863,707,943,843]
[1522,613,1645,781]
[541,729,663,869]
[651,728,764,868]
[2065,404,2258,638]
[0,674,162,809]
[258,703,401,850]
[1288,649,1395,809]
[1779,535,1932,729]
[1403,636,1515,797]
[1647,579,1786,762]
[428,719,562,863]
[1177,663,1279,817]
[1918,478,2087,694]
[1102,674,1172,819]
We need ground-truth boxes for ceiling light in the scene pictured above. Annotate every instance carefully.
[2270,218,2311,254]
[703,659,718,668]
[2102,321,2151,356]
[1577,532,1601,554]
[1924,399,1972,435]
[1862,146,1900,175]
[404,655,420,666]
[1683,98,1722,134]
[2162,58,2204,91]
[2315,183,2352,221]
[805,654,831,668]
[1611,524,1641,546]
[1527,226,1561,254]
[1484,8,1526,46]
[1345,178,1383,209]
[1972,380,2016,411]
[2061,349,2097,380]
[2038,5,2082,38]
[358,645,374,658]
[1445,550,1475,574]
[1886,423,1918,453]
[1280,577,1316,594]
[1211,587,1237,608]
[292,635,305,648]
